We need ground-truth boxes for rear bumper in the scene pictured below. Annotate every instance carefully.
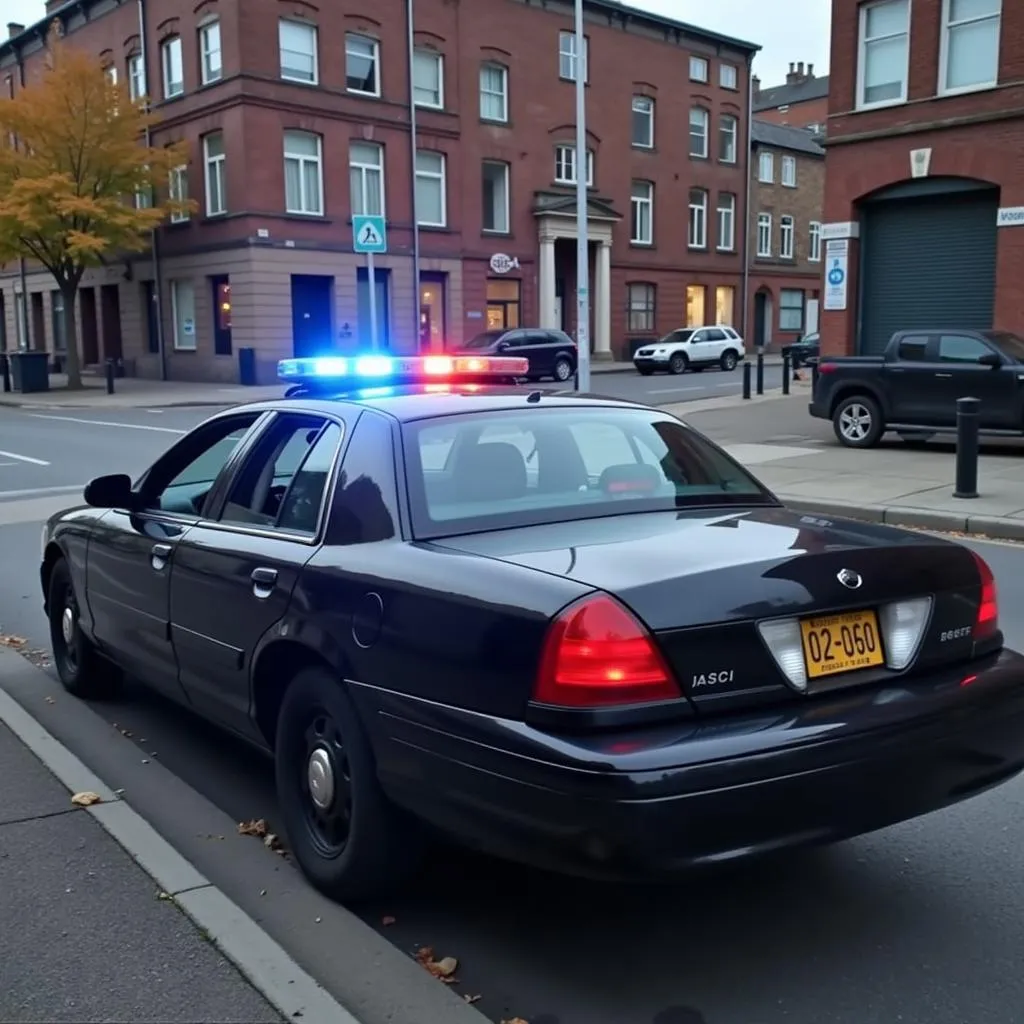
[808,398,828,420]
[352,650,1024,879]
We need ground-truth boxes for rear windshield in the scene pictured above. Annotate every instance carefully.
[402,407,776,538]
[463,332,502,349]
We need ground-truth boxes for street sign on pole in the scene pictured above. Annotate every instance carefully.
[353,215,387,349]
[573,0,590,393]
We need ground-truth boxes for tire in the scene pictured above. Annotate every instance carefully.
[720,350,739,372]
[668,352,688,375]
[553,356,573,382]
[47,558,120,698]
[274,666,423,903]
[833,394,884,449]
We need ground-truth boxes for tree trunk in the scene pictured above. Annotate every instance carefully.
[60,283,83,389]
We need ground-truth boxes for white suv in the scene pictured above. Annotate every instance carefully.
[633,325,746,376]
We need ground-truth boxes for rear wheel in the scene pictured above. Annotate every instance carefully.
[833,395,884,448]
[668,352,687,375]
[553,356,573,382]
[720,350,739,371]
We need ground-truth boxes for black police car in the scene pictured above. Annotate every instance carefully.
[41,353,1024,902]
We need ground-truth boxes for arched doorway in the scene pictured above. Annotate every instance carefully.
[753,288,773,349]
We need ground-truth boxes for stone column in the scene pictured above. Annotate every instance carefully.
[593,240,612,358]
[538,236,557,329]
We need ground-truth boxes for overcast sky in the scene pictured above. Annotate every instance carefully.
[6,0,829,87]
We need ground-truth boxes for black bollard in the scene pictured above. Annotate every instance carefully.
[0,354,8,393]
[756,351,764,395]
[742,360,751,400]
[953,396,980,499]
[782,349,790,395]
[105,358,115,395]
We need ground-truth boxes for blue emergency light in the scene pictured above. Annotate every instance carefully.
[276,353,530,389]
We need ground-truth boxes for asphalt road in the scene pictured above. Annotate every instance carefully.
[7,400,1024,1024]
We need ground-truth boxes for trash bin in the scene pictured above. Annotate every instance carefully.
[238,347,257,386]
[8,351,50,393]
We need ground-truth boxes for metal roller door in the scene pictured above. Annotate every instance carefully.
[858,188,998,354]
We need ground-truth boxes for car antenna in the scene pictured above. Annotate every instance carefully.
[526,390,543,403]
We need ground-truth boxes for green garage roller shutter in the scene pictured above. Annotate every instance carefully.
[858,189,998,355]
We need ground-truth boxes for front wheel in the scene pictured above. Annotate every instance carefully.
[552,356,573,383]
[833,395,884,448]
[668,352,688,375]
[720,350,739,372]
[274,666,423,903]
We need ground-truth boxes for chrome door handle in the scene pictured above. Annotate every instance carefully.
[934,373,953,378]
[151,542,172,570]
[251,566,278,598]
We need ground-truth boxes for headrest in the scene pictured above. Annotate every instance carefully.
[454,442,528,502]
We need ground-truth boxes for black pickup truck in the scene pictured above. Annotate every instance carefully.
[809,329,1024,448]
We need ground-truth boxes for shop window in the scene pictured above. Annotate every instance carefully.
[419,272,447,349]
[211,275,232,355]
[486,278,520,330]
[686,285,706,327]
[715,285,734,326]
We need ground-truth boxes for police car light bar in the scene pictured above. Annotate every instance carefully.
[277,354,530,383]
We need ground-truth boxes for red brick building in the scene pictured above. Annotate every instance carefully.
[0,0,758,382]
[822,0,1020,357]
[753,62,829,135]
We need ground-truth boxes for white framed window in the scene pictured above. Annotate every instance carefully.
[716,193,735,251]
[415,150,446,227]
[627,283,656,332]
[857,0,910,108]
[632,95,654,148]
[346,33,380,96]
[719,114,737,162]
[780,289,804,332]
[758,151,774,182]
[630,181,653,245]
[554,144,593,186]
[558,31,588,82]
[780,215,795,258]
[689,55,708,82]
[719,62,738,89]
[171,279,196,351]
[134,174,152,210]
[350,141,384,216]
[688,188,707,248]
[480,63,508,122]
[482,160,510,233]
[199,19,222,85]
[809,220,822,262]
[161,36,183,98]
[414,49,444,108]
[284,131,323,215]
[280,20,318,84]
[757,213,772,257]
[940,0,1001,94]
[127,53,144,100]
[169,165,189,223]
[203,131,226,216]
[689,107,709,157]
[781,155,797,186]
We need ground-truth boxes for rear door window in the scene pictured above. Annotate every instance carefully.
[896,335,929,361]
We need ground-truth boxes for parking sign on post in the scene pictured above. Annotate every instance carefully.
[352,215,388,349]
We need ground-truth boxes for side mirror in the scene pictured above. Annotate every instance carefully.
[496,341,510,352]
[979,352,1002,368]
[83,473,137,510]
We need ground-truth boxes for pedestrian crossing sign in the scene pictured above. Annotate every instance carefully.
[353,215,387,254]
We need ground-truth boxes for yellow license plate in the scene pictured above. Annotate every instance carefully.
[800,609,884,680]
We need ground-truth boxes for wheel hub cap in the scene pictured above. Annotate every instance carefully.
[307,747,335,810]
[61,606,75,645]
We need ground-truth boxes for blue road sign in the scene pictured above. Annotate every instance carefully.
[353,215,387,254]
[828,261,844,286]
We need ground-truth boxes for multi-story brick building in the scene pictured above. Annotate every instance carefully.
[822,0,1019,356]
[753,62,829,136]
[748,121,825,350]
[0,0,758,381]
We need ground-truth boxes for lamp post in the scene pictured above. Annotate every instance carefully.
[573,0,591,392]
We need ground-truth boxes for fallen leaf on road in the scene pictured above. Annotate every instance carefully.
[414,946,459,983]
[381,915,396,927]
[464,994,481,1004]
[157,891,172,901]
[238,818,268,837]
[501,1018,529,1024]
[71,791,102,806]
[0,635,26,648]
[44,697,55,705]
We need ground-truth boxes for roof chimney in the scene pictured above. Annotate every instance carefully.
[752,74,760,97]
[807,63,815,77]
[786,62,800,85]
[7,22,25,39]
[797,61,804,76]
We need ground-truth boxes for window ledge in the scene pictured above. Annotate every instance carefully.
[481,229,512,237]
[480,118,512,127]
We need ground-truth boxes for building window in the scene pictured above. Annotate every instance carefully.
[858,0,910,107]
[780,216,795,258]
[719,63,738,89]
[758,151,774,182]
[689,55,708,82]
[211,275,232,355]
[127,53,144,99]
[554,144,593,186]
[688,188,707,249]
[416,150,447,227]
[161,36,183,98]
[781,155,797,186]
[689,107,709,157]
[809,221,822,262]
[199,19,222,84]
[203,132,226,216]
[780,289,804,332]
[284,131,323,215]
[134,170,152,209]
[486,278,521,330]
[558,31,588,82]
[169,165,189,222]
[716,193,735,251]
[630,181,653,245]
[105,65,118,85]
[414,49,443,108]
[686,285,705,327]
[632,95,654,148]
[51,292,67,352]
[280,20,318,83]
[719,114,737,163]
[480,63,508,122]
[171,279,196,351]
[346,33,380,96]
[627,283,656,332]
[419,272,447,349]
[715,285,735,326]
[350,141,384,216]
[941,0,1001,93]
[482,160,510,233]
[757,213,772,256]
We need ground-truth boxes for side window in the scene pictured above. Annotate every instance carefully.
[896,335,929,361]
[501,331,526,348]
[705,328,727,341]
[938,334,991,364]
[327,412,399,544]
[691,331,706,343]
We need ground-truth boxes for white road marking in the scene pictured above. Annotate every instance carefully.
[29,413,186,434]
[647,385,705,394]
[0,449,50,466]
[0,484,86,499]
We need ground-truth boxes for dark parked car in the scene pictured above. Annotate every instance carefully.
[457,328,577,382]
[41,354,1024,902]
[811,329,1024,448]
[788,331,820,369]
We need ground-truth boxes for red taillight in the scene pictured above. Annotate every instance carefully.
[817,362,838,374]
[534,594,680,708]
[972,551,999,640]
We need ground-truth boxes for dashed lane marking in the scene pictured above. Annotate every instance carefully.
[29,413,186,434]
[0,449,50,466]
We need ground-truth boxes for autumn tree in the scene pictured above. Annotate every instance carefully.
[0,23,192,388]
